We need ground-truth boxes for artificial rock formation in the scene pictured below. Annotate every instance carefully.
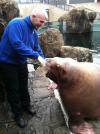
[61,46,93,62]
[39,28,93,62]
[58,8,96,33]
[0,0,19,38]
[39,28,64,58]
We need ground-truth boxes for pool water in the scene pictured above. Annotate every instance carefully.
[63,31,100,64]
[63,31,100,52]
[92,20,100,32]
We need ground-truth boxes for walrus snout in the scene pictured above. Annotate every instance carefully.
[45,58,52,71]
[45,58,57,71]
[45,58,57,82]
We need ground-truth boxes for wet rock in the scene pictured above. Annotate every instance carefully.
[61,46,93,62]
[88,11,97,23]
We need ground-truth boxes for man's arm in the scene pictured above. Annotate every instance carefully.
[33,30,45,59]
[8,22,40,59]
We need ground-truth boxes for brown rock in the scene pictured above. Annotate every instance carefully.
[39,28,64,57]
[0,0,19,39]
[39,28,93,62]
[58,8,96,33]
[61,46,93,62]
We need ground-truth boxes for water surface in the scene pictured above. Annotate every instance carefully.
[63,31,100,64]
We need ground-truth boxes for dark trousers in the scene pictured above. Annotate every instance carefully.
[0,63,30,117]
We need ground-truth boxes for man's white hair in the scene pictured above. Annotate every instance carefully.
[32,9,48,20]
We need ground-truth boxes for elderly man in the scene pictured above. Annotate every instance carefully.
[0,9,47,128]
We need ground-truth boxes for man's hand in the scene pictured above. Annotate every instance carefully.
[38,56,46,67]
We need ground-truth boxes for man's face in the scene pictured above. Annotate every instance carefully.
[31,14,45,29]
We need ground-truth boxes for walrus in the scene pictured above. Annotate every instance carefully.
[46,57,100,134]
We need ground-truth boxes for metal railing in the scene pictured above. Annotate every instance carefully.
[17,0,100,20]
[17,0,41,3]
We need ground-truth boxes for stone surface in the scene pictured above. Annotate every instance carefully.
[61,46,93,62]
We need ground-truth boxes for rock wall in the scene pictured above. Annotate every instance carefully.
[39,28,64,58]
[39,28,93,62]
[58,8,96,33]
[0,0,19,39]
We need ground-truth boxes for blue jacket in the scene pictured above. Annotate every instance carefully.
[0,16,45,64]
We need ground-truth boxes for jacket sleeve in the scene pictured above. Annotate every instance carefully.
[8,22,39,59]
[33,30,45,59]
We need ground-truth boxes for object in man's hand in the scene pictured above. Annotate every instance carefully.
[38,56,46,67]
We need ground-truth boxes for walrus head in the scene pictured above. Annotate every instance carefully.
[46,57,76,85]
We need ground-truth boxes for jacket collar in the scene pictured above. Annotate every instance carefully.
[23,16,37,30]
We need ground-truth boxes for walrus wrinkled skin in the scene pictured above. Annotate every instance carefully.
[46,57,100,132]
